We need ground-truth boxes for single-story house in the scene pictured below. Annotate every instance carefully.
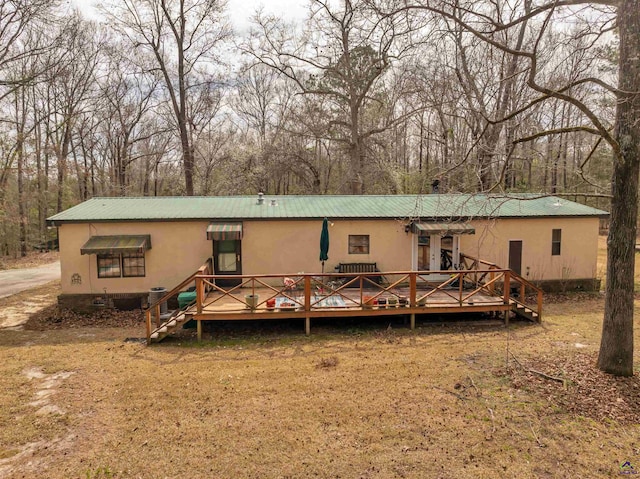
[46,193,608,310]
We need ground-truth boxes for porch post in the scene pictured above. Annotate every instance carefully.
[410,272,417,330]
[411,231,418,270]
[452,235,460,269]
[409,273,417,307]
[304,275,311,336]
[503,270,511,326]
[196,276,203,315]
[145,310,152,345]
[197,320,202,342]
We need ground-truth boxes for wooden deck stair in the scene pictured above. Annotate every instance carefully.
[145,258,213,345]
[149,309,193,343]
[511,301,539,322]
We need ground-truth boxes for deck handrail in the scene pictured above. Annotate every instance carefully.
[457,252,542,320]
[145,258,212,343]
[192,268,542,318]
[506,270,543,320]
[459,252,500,270]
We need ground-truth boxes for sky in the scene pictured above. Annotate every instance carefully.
[228,0,307,32]
[72,0,308,32]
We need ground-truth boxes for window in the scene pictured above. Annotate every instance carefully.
[123,253,146,277]
[217,240,238,272]
[98,253,146,278]
[97,254,121,278]
[349,235,370,254]
[552,229,561,256]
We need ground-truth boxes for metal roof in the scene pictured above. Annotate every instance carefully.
[47,194,609,224]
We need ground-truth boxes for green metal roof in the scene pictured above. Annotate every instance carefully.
[47,194,609,224]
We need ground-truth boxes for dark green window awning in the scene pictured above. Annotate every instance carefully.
[81,235,152,255]
[206,222,243,240]
[413,222,475,235]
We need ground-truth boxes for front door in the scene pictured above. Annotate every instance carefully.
[430,235,441,271]
[213,239,242,287]
[508,240,523,275]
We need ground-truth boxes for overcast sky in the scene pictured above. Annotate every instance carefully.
[229,0,307,31]
[72,0,308,32]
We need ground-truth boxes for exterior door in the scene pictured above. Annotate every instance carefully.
[418,245,429,270]
[214,239,242,287]
[508,240,523,275]
[430,235,441,271]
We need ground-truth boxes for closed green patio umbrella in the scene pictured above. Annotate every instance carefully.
[320,218,330,273]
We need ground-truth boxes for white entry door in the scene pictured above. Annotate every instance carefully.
[430,235,441,271]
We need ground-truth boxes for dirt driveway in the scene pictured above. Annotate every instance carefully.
[0,262,60,329]
[0,261,60,299]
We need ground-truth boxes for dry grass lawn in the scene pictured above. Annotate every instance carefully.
[0,238,639,478]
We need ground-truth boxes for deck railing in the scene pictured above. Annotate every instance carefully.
[145,256,543,343]
[193,268,542,319]
[145,258,213,342]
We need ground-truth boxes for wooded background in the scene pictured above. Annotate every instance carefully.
[0,0,617,257]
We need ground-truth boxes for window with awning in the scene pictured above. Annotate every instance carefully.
[206,223,243,240]
[80,235,152,255]
[412,222,475,235]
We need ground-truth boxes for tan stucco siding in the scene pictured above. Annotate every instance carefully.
[462,217,599,281]
[58,216,599,295]
[59,219,412,294]
[59,222,211,295]
[241,219,412,277]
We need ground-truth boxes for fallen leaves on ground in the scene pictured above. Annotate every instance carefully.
[0,251,59,270]
[504,351,640,424]
[25,305,145,330]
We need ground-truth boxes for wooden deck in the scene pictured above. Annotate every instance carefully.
[146,266,543,343]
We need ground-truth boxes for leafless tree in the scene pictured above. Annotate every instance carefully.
[385,0,635,376]
[47,17,102,213]
[0,0,59,100]
[244,0,429,193]
[106,0,232,196]
[98,42,160,196]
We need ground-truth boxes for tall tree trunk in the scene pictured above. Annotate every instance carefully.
[33,88,45,243]
[598,0,640,376]
[80,135,89,200]
[418,112,424,173]
[56,120,72,213]
[349,100,364,195]
[15,89,27,257]
[179,123,194,195]
[70,136,84,200]
[504,120,516,190]
[551,145,560,194]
